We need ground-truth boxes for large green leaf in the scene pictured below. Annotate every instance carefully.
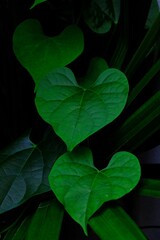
[83,0,121,33]
[26,199,64,240]
[49,147,141,234]
[30,0,47,9]
[35,67,129,151]
[0,131,65,214]
[13,20,84,86]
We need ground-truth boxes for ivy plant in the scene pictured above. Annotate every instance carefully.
[1,0,160,239]
[12,6,141,235]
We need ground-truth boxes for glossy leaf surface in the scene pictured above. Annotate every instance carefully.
[35,67,129,151]
[49,147,141,234]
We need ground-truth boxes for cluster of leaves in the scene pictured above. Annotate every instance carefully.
[0,0,160,239]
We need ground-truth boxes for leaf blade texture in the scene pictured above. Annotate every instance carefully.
[49,147,141,234]
[35,67,129,151]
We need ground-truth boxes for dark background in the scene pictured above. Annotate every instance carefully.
[0,0,160,239]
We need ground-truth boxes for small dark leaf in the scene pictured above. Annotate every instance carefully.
[30,0,47,9]
[0,131,65,214]
[83,0,120,33]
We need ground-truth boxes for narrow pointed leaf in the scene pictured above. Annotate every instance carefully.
[110,1,129,68]
[13,20,84,86]
[0,203,32,234]
[125,13,160,78]
[138,178,160,198]
[49,147,141,234]
[26,199,64,240]
[89,205,147,240]
[30,0,47,9]
[35,67,129,151]
[127,58,160,106]
[145,0,160,28]
[111,91,160,153]
[3,216,31,240]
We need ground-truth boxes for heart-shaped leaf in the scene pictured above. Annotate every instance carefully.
[49,147,141,234]
[35,67,129,151]
[30,0,47,9]
[13,20,84,86]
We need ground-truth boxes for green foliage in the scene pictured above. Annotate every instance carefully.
[111,91,160,153]
[80,57,109,87]
[145,0,160,28]
[0,134,42,214]
[127,58,160,106]
[139,179,160,198]
[35,66,129,151]
[3,216,31,240]
[13,20,84,87]
[1,1,160,239]
[2,199,63,240]
[30,0,47,9]
[83,0,120,33]
[89,205,147,240]
[26,199,63,240]
[125,12,160,78]
[49,147,140,234]
[0,131,65,213]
